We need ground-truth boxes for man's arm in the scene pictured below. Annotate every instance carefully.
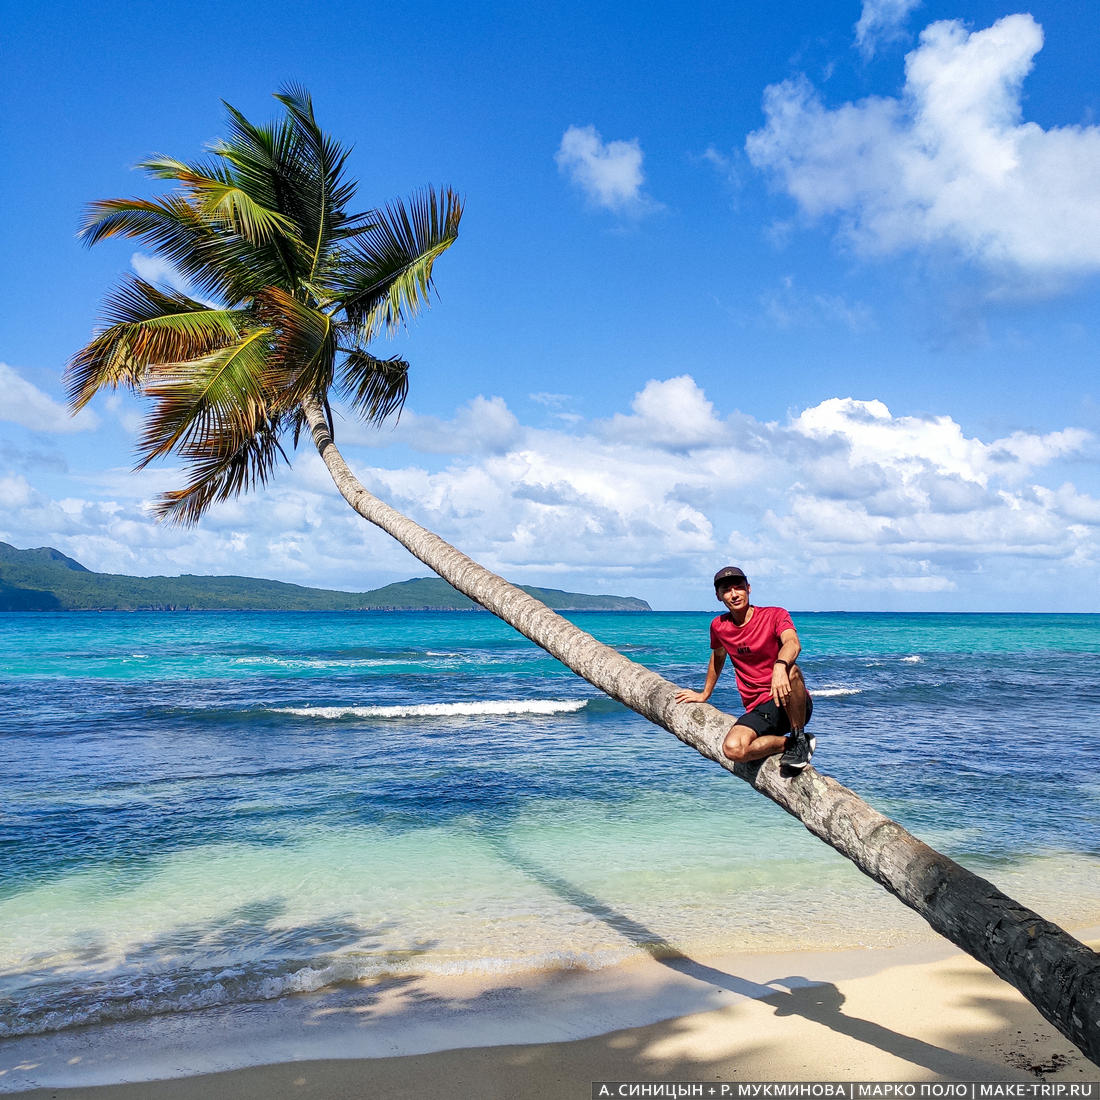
[674,646,727,704]
[770,627,801,706]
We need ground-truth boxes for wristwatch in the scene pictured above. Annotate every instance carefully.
[774,659,791,670]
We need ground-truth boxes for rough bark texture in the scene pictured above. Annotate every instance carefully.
[304,398,1100,1064]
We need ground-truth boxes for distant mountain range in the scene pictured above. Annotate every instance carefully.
[0,542,651,612]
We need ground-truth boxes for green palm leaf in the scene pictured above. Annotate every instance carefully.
[78,196,270,304]
[338,348,410,424]
[140,156,300,245]
[66,278,244,409]
[72,88,462,524]
[214,104,311,287]
[154,416,288,525]
[337,187,463,338]
[137,328,276,466]
[272,84,359,283]
[254,286,337,401]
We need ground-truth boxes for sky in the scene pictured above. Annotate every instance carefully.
[2,0,1098,611]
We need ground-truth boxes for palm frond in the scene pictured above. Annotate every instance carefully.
[337,348,410,425]
[78,195,273,304]
[139,156,299,244]
[153,415,288,526]
[66,278,243,409]
[272,84,358,284]
[335,187,463,338]
[254,286,337,401]
[214,102,311,286]
[136,328,276,466]
[139,154,230,183]
[79,194,199,248]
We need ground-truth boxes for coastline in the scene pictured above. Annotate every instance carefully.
[5,931,1097,1096]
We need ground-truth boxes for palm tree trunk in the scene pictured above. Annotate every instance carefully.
[303,397,1100,1063]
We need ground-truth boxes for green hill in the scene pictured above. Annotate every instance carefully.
[0,543,650,612]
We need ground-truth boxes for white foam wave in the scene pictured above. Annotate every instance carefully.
[901,655,923,663]
[232,656,407,670]
[0,946,640,1039]
[272,700,589,719]
[813,687,863,697]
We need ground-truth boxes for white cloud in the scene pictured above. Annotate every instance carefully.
[793,397,1090,486]
[555,125,652,214]
[329,388,1097,601]
[529,392,571,408]
[0,363,98,434]
[131,252,183,287]
[702,146,741,192]
[0,475,35,509]
[4,380,1098,609]
[603,376,728,450]
[746,15,1100,277]
[839,573,955,593]
[130,253,219,306]
[854,0,921,59]
[1032,483,1100,524]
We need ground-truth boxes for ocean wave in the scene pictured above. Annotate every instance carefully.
[230,656,413,670]
[271,699,590,720]
[812,687,863,697]
[901,655,923,663]
[0,946,642,1039]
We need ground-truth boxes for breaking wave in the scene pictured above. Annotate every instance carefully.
[271,699,590,720]
[0,945,641,1039]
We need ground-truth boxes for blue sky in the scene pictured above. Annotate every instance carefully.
[2,0,1098,610]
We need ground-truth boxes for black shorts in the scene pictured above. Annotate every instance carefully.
[736,694,813,737]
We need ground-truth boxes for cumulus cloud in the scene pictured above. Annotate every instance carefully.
[4,379,1098,608]
[0,454,423,593]
[603,376,729,450]
[746,14,1100,277]
[556,125,652,214]
[793,397,1089,486]
[0,363,98,433]
[854,0,921,59]
[776,397,1096,595]
[328,387,1097,603]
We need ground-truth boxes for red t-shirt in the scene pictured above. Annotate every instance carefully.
[709,605,795,712]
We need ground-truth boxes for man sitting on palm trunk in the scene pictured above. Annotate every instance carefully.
[674,566,815,771]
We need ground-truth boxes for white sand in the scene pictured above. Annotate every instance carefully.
[3,931,1097,1097]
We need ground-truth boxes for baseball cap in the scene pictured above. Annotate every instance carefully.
[713,566,748,589]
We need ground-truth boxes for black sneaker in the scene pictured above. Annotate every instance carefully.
[780,730,816,771]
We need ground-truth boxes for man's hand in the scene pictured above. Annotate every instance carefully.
[674,688,709,704]
[770,664,791,706]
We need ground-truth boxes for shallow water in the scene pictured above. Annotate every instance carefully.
[1,610,1097,1037]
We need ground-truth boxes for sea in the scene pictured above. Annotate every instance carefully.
[1,609,1098,1045]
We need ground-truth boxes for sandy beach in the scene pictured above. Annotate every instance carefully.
[5,931,1097,1098]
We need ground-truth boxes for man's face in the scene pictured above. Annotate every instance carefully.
[716,580,750,614]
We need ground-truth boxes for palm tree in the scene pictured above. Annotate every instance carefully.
[68,85,461,525]
[68,88,1098,1062]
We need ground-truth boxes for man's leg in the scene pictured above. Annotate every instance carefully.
[722,723,787,763]
[780,665,815,770]
[783,665,809,731]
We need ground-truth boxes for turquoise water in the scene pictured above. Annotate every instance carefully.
[1,610,1097,1038]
